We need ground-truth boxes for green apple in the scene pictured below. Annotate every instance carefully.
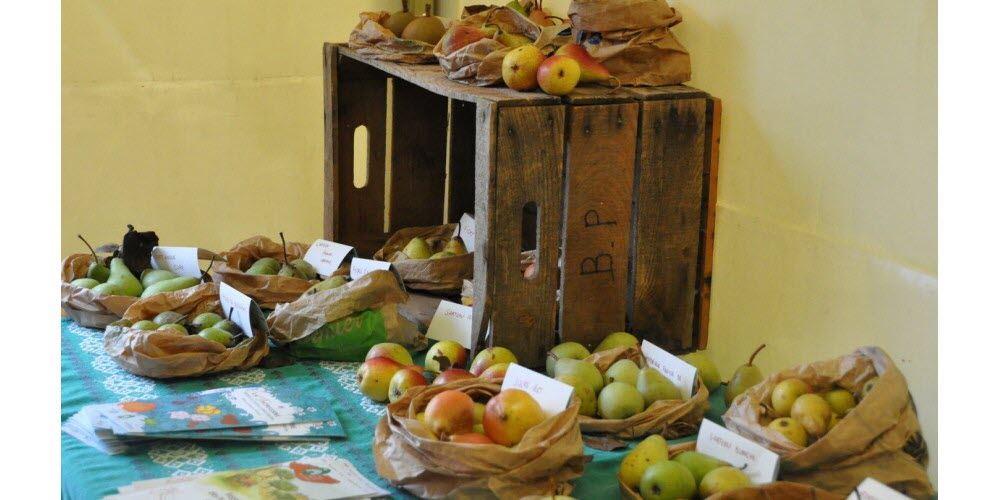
[639,460,696,500]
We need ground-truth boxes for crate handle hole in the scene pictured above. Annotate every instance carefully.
[353,125,369,189]
[522,201,539,280]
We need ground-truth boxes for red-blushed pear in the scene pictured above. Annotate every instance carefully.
[433,368,476,385]
[536,55,581,96]
[502,45,547,91]
[450,433,496,445]
[388,366,429,403]
[479,362,510,381]
[424,340,468,373]
[357,357,405,402]
[483,389,547,447]
[473,402,486,425]
[554,43,619,89]
[365,342,413,366]
[404,364,425,374]
[469,347,519,376]
[440,25,489,55]
[424,390,475,438]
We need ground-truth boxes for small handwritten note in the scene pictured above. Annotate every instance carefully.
[501,364,574,417]
[696,420,779,484]
[219,283,256,338]
[641,340,698,399]
[847,478,912,500]
[350,258,392,281]
[302,239,355,278]
[426,301,474,349]
[150,247,202,279]
[452,213,476,250]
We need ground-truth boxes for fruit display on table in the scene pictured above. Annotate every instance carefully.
[761,375,872,447]
[244,232,319,280]
[111,307,249,348]
[724,344,767,405]
[619,437,753,499]
[393,3,446,45]
[400,229,468,260]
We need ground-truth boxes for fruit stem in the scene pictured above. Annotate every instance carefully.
[78,234,100,262]
[401,0,409,14]
[605,75,622,94]
[279,232,290,264]
[202,256,216,275]
[423,3,431,16]
[748,344,766,366]
[228,306,234,321]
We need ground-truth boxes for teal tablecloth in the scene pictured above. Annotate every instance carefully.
[61,318,727,499]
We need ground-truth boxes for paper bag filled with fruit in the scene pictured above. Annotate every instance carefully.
[373,379,590,498]
[372,223,473,295]
[104,282,269,379]
[266,270,425,361]
[348,2,454,64]
[722,346,934,497]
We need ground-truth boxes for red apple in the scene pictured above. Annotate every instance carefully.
[388,366,429,403]
[502,45,547,91]
[424,340,468,374]
[536,55,581,96]
[479,362,511,381]
[483,389,546,446]
[440,25,489,55]
[424,390,475,438]
[433,368,475,385]
[356,357,404,402]
[450,433,496,445]
[365,342,413,366]
[469,347,518,376]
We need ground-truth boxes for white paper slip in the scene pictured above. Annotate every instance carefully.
[501,363,574,417]
[847,478,912,500]
[696,420,780,484]
[426,301,474,349]
[350,257,392,280]
[219,282,266,338]
[302,239,356,278]
[641,340,698,399]
[452,213,476,248]
[150,247,203,279]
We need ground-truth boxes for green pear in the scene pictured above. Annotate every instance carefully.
[639,460,697,500]
[198,327,234,347]
[553,358,604,395]
[140,276,200,299]
[246,257,280,275]
[699,466,752,497]
[290,258,318,279]
[725,344,766,405]
[91,283,123,295]
[132,320,158,331]
[673,451,727,485]
[555,374,597,417]
[304,275,348,295]
[546,341,591,376]
[401,237,432,259]
[157,324,187,334]
[825,389,857,416]
[429,251,455,260]
[679,351,722,392]
[444,234,468,256]
[78,234,110,283]
[597,382,645,419]
[214,319,243,335]
[619,434,670,490]
[771,378,812,417]
[636,367,681,406]
[106,258,143,297]
[595,331,639,352]
[140,269,178,289]
[71,278,100,289]
[276,232,307,278]
[153,311,186,326]
[604,359,640,386]
[191,312,223,331]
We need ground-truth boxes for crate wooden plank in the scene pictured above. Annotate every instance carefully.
[695,97,722,350]
[323,44,339,243]
[562,86,635,106]
[559,102,639,349]
[471,103,497,358]
[630,97,707,351]
[625,85,709,101]
[388,78,449,230]
[447,99,477,222]
[337,45,561,107]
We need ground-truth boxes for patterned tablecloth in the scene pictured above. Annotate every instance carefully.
[61,318,727,499]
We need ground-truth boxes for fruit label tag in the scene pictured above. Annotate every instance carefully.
[641,340,698,399]
[696,420,780,484]
[349,258,404,287]
[847,478,912,500]
[501,363,574,417]
[302,239,356,278]
[426,301,474,349]
[452,213,476,248]
[218,282,268,338]
[150,247,202,279]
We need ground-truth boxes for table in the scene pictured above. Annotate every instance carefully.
[61,318,728,499]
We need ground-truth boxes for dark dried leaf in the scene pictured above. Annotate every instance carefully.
[582,435,629,451]
[120,224,159,277]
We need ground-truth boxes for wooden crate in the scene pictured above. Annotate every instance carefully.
[323,44,720,366]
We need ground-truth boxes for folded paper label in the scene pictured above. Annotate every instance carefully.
[426,301,474,349]
[219,282,269,338]
[452,213,476,248]
[350,257,391,280]
[696,420,780,484]
[641,340,698,399]
[501,363,574,417]
[150,247,202,279]
[302,239,355,278]
[847,478,912,500]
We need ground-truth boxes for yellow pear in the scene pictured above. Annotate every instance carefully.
[790,393,832,439]
[619,434,670,490]
[771,378,812,417]
[556,374,597,417]
[824,389,857,416]
[768,417,808,446]
[594,331,639,352]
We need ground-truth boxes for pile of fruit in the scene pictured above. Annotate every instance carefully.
[764,376,877,447]
[620,435,753,499]
[380,1,446,45]
[69,234,202,298]
[501,43,617,96]
[399,232,468,260]
[418,386,546,446]
[242,233,319,280]
[111,310,247,348]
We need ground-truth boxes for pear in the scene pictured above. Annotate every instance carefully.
[768,417,808,446]
[305,275,348,295]
[140,269,179,289]
[639,461,697,500]
[824,389,857,416]
[191,312,223,331]
[153,311,186,326]
[91,283,123,295]
[214,320,243,335]
[199,327,234,347]
[594,331,639,352]
[771,378,812,417]
[106,257,143,297]
[860,376,880,399]
[546,341,591,376]
[553,358,604,394]
[157,324,187,334]
[554,43,620,88]
[140,276,200,299]
[277,232,307,279]
[555,374,597,417]
[429,251,455,260]
[497,32,532,48]
[679,351,722,392]
[619,434,670,489]
[290,259,318,280]
[78,234,111,283]
[402,237,433,259]
[246,257,280,275]
[400,5,445,45]
[790,393,832,439]
[505,0,528,16]
[444,231,468,256]
[597,382,645,419]
[604,359,640,386]
[636,367,681,406]
[673,451,727,485]
[828,412,842,430]
[109,318,133,328]
[382,0,416,37]
[71,278,99,289]
[132,320,158,331]
[699,466,753,497]
[724,344,766,405]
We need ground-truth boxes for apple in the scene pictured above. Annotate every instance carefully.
[768,417,808,446]
[424,389,475,438]
[425,340,468,374]
[450,433,496,445]
[483,389,546,447]
[357,357,405,402]
[536,55,580,96]
[469,347,518,376]
[440,25,489,55]
[388,366,429,403]
[502,45,547,91]
[479,362,510,381]
[433,368,476,385]
[365,342,413,366]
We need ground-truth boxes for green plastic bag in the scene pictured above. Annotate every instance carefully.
[288,309,388,361]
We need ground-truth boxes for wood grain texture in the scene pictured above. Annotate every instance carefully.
[389,78,449,231]
[471,102,497,358]
[559,102,638,349]
[696,97,722,350]
[323,43,339,242]
[447,99,477,222]
[624,85,709,101]
[629,98,707,351]
[562,86,635,106]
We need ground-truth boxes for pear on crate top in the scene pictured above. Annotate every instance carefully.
[382,0,415,37]
[725,344,766,405]
[77,234,110,283]
[619,434,670,490]
[503,45,547,91]
[554,43,620,89]
[401,5,445,45]
[536,55,581,96]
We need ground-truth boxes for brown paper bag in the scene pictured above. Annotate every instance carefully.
[104,283,269,379]
[373,379,591,498]
[723,347,934,498]
[373,224,473,294]
[61,253,139,328]
[434,6,570,86]
[213,236,331,308]
[348,11,452,64]
[568,0,691,86]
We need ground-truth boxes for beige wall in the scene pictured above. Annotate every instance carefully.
[63,0,937,482]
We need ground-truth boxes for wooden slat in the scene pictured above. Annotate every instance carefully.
[447,99,477,222]
[559,102,639,349]
[562,86,635,106]
[389,78,449,231]
[629,97,707,351]
[323,43,339,242]
[696,97,722,350]
[471,103,497,356]
[624,85,709,101]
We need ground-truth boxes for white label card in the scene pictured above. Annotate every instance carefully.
[452,213,476,249]
[696,420,780,484]
[501,364,574,417]
[641,340,698,399]
[302,239,356,278]
[350,258,392,280]
[150,247,203,279]
[847,478,912,500]
[218,282,266,338]
[425,301,474,349]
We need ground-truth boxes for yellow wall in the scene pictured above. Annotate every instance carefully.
[63,0,936,482]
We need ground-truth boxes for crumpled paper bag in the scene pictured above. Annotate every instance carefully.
[723,346,935,498]
[374,379,591,498]
[104,282,269,379]
[372,223,473,294]
[348,11,453,63]
[61,253,139,328]
[213,236,336,308]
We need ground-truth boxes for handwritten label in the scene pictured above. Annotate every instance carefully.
[696,420,779,484]
[452,213,476,249]
[501,364,574,417]
[641,340,698,399]
[150,247,202,279]
[426,301,474,349]
[302,239,356,278]
[847,478,912,500]
[218,283,265,338]
[350,258,392,280]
